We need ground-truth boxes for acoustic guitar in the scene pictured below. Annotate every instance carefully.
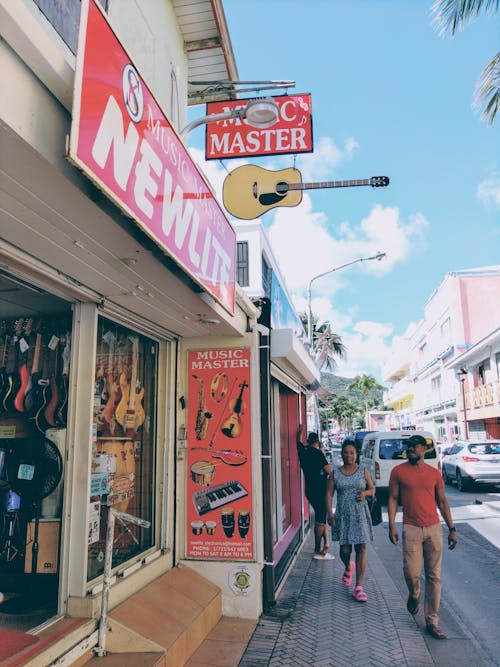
[222,165,390,219]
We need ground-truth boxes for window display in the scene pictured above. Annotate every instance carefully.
[88,318,157,580]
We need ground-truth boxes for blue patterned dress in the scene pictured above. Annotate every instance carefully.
[331,465,373,545]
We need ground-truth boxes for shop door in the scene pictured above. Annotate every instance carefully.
[0,272,72,628]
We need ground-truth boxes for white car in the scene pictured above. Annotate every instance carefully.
[441,440,500,491]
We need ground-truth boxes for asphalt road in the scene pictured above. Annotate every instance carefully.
[374,483,500,666]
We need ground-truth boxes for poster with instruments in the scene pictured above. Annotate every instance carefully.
[186,348,253,560]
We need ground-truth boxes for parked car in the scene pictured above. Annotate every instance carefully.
[441,440,500,491]
[353,431,375,456]
[361,430,437,494]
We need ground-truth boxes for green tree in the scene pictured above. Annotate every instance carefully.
[348,374,385,419]
[431,0,499,125]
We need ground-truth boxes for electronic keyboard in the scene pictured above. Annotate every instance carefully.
[192,479,248,515]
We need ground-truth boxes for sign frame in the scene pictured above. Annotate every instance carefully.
[68,0,236,314]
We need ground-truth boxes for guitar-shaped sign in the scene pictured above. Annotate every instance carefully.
[222,165,390,219]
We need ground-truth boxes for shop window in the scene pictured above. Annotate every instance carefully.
[33,0,107,54]
[262,257,272,298]
[88,318,157,581]
[236,242,249,287]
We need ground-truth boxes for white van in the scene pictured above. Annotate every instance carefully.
[360,430,438,493]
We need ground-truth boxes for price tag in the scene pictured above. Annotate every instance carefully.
[48,335,60,350]
[19,337,29,354]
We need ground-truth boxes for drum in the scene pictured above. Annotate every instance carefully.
[190,460,216,486]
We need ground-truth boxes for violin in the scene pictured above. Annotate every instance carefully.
[221,380,248,439]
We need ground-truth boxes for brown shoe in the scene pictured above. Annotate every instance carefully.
[406,595,419,615]
[426,624,446,639]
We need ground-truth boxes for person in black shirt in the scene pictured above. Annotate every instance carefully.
[297,426,334,559]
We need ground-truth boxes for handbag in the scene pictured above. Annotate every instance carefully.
[367,494,382,526]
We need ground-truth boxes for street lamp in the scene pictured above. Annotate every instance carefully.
[307,251,386,346]
[180,97,280,139]
[457,367,469,439]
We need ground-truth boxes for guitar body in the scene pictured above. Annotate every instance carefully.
[44,376,59,427]
[223,165,303,219]
[102,374,118,426]
[115,373,130,428]
[13,364,29,413]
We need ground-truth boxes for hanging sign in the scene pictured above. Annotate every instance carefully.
[205,94,313,160]
[69,0,236,314]
[186,348,253,560]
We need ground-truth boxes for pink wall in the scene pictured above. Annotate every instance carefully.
[459,275,500,344]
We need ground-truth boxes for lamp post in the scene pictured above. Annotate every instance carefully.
[180,97,280,139]
[457,367,469,439]
[307,252,386,346]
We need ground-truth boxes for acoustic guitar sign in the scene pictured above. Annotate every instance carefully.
[186,348,253,561]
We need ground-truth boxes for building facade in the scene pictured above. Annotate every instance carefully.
[0,1,313,664]
[383,268,500,444]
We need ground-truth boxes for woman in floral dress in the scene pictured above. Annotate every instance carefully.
[326,440,375,602]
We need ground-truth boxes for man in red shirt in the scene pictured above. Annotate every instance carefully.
[388,434,457,640]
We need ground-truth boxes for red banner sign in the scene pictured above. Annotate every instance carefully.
[69,0,235,313]
[205,94,313,160]
[186,349,253,560]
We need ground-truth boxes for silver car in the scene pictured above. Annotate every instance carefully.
[441,440,500,491]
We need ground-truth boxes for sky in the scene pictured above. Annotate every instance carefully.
[187,0,500,383]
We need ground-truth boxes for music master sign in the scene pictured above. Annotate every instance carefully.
[186,349,253,560]
[205,94,313,160]
[69,0,236,314]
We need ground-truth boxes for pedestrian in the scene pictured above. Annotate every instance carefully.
[387,433,458,640]
[326,439,375,601]
[297,426,334,560]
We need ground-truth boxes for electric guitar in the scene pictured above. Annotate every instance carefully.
[102,331,118,430]
[222,165,390,219]
[13,318,33,413]
[115,336,145,433]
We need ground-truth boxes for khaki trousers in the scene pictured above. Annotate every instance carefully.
[402,522,443,626]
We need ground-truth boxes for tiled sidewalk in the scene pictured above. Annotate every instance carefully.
[237,529,482,667]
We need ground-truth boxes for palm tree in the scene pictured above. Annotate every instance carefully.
[431,0,499,125]
[299,312,347,371]
[348,374,384,422]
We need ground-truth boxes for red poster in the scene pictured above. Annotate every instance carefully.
[205,94,313,160]
[186,349,253,560]
[69,0,236,313]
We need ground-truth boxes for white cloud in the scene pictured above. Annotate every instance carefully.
[477,174,500,210]
[188,141,429,384]
[297,136,359,181]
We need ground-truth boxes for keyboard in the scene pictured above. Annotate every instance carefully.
[192,480,248,515]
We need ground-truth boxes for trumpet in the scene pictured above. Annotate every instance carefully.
[193,375,212,440]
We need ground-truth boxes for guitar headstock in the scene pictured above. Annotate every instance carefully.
[370,176,390,188]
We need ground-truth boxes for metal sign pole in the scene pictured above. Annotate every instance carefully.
[94,509,151,657]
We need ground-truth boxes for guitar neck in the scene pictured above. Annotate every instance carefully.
[289,178,372,191]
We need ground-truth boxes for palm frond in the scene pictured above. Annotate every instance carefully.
[474,51,500,124]
[431,0,499,37]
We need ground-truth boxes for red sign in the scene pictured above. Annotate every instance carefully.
[69,0,235,313]
[205,94,313,160]
[186,349,253,560]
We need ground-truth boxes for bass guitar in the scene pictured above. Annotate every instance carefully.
[23,327,45,418]
[222,165,390,219]
[13,318,33,413]
[2,319,24,413]
[115,336,145,434]
[55,332,71,427]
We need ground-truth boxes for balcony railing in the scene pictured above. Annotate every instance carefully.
[465,383,495,410]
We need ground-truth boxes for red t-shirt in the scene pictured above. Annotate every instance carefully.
[389,462,444,527]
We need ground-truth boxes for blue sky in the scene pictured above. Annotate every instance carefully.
[188,0,500,382]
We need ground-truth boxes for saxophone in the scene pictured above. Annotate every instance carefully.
[193,375,212,440]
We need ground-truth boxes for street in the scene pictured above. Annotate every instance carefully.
[375,483,500,666]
